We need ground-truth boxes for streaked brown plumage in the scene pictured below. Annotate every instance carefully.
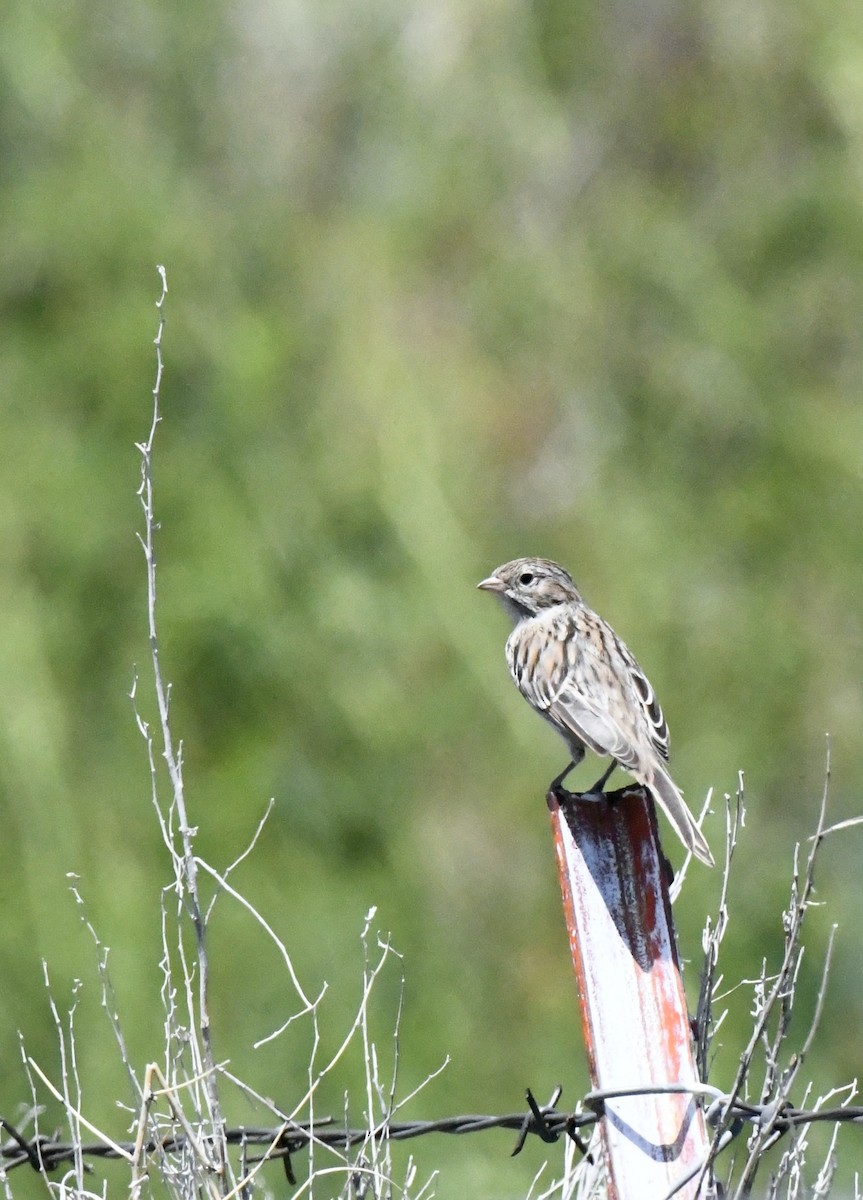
[478,557,713,866]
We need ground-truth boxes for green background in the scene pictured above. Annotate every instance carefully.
[2,0,863,1194]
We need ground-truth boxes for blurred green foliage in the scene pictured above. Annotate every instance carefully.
[3,0,863,1194]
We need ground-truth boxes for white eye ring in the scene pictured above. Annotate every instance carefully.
[519,572,534,585]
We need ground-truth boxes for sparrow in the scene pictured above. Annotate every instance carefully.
[477,557,713,866]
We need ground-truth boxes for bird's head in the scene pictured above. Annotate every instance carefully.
[477,557,582,622]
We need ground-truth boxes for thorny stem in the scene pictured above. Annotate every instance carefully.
[701,748,833,1199]
[696,785,743,1080]
[134,267,228,1187]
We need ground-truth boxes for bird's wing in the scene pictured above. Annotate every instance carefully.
[612,640,670,762]
[507,607,667,772]
[550,684,643,771]
[560,606,670,763]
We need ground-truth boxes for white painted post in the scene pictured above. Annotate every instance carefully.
[549,784,713,1199]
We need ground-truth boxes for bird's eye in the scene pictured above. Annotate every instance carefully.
[519,571,534,585]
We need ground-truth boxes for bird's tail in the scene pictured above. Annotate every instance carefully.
[650,766,714,867]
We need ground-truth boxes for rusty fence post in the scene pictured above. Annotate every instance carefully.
[549,784,713,1199]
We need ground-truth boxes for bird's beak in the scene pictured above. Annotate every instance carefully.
[477,574,504,593]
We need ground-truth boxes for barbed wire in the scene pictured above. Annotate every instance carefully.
[4,1081,861,1186]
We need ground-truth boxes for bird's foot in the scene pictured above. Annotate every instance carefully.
[584,761,618,797]
[546,761,620,811]
[546,781,576,811]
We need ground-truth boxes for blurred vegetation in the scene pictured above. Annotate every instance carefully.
[2,0,863,1194]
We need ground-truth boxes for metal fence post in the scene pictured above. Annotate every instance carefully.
[549,784,713,1199]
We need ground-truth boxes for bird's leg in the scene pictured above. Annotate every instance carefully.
[549,760,577,795]
[587,760,618,796]
[549,758,583,796]
[547,746,586,805]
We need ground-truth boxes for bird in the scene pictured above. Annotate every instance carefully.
[477,557,714,866]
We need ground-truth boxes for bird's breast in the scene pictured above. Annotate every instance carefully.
[505,610,574,703]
